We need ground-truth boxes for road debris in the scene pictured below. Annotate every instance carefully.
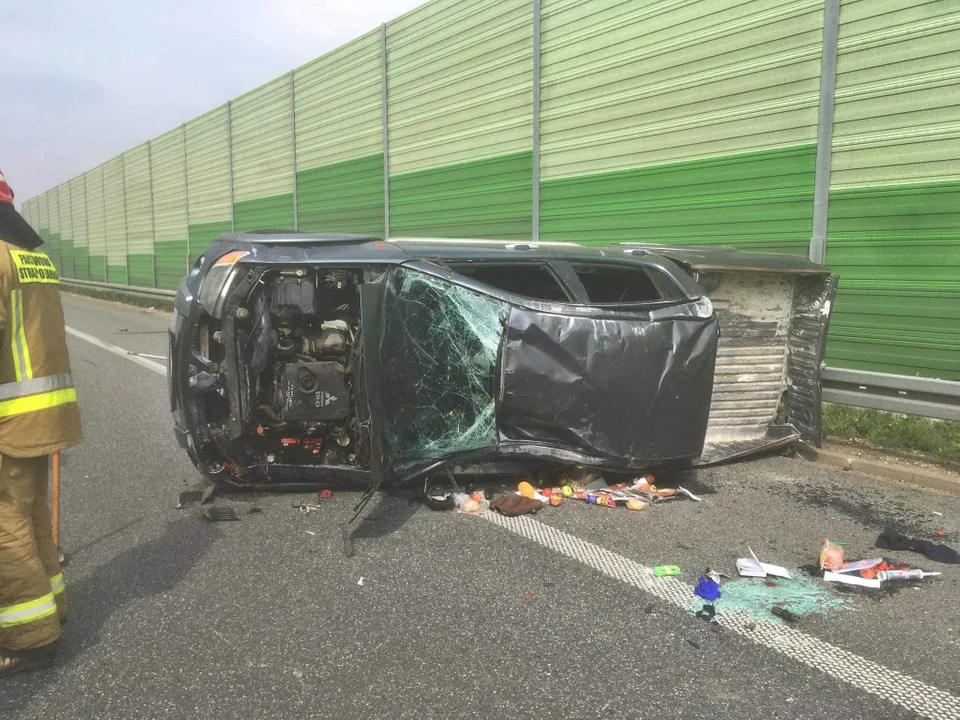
[823,571,881,589]
[357,577,365,586]
[490,496,544,517]
[201,506,239,522]
[876,528,960,564]
[819,539,845,570]
[653,565,681,577]
[736,548,792,579]
[694,575,722,602]
[319,489,333,500]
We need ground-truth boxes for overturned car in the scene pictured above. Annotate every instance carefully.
[168,234,837,493]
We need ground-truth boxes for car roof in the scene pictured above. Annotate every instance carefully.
[216,232,830,274]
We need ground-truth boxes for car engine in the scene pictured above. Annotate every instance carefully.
[223,268,367,473]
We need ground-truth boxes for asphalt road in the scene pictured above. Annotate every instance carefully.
[5,293,960,719]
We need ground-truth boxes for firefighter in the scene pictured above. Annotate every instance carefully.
[0,169,82,677]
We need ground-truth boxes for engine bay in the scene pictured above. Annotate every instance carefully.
[203,267,370,479]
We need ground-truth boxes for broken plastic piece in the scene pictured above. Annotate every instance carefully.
[201,506,239,522]
[737,548,792,579]
[694,576,721,602]
[176,490,204,508]
[653,565,680,577]
[835,558,882,574]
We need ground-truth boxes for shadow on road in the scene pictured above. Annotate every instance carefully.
[5,516,215,713]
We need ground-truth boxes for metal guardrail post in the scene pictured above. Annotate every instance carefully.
[532,0,541,243]
[810,0,840,265]
[381,22,390,240]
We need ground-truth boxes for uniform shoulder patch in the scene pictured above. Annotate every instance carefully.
[10,250,60,284]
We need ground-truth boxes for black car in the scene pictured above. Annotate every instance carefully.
[168,233,837,493]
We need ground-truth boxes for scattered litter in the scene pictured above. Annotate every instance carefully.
[876,528,960,564]
[357,577,365,586]
[694,575,721,602]
[293,503,323,515]
[202,506,239,522]
[819,539,845,571]
[523,593,534,600]
[118,328,128,332]
[835,558,882,574]
[319,489,333,500]
[932,511,943,517]
[771,606,801,624]
[736,548,792,579]
[453,492,488,515]
[490,496,544,517]
[876,569,941,582]
[653,565,681,577]
[686,638,701,649]
[937,529,945,537]
[824,571,881,589]
[306,531,317,536]
[176,489,204,508]
[626,499,645,511]
[126,351,167,360]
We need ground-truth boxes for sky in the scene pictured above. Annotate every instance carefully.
[1,0,424,207]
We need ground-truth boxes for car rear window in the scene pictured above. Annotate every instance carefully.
[572,263,684,304]
[450,263,571,302]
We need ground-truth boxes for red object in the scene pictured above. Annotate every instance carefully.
[542,487,552,497]
[937,529,945,537]
[523,593,534,600]
[319,489,333,500]
[281,437,300,446]
[0,169,13,205]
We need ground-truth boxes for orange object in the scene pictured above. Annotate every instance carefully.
[518,481,536,499]
[471,492,484,503]
[549,495,562,507]
[937,529,945,537]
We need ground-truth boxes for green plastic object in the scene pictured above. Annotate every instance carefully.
[653,565,681,577]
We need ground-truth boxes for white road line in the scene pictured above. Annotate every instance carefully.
[482,512,960,720]
[65,326,166,376]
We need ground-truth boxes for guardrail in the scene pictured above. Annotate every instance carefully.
[61,279,960,422]
[822,367,960,422]
[61,278,176,302]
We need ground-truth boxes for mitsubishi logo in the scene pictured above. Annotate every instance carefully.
[315,391,339,408]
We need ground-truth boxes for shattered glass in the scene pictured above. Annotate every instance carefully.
[380,268,508,460]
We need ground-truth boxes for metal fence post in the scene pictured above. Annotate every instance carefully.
[532,0,542,242]
[810,0,840,265]
[290,70,299,231]
[147,141,157,288]
[120,154,130,284]
[182,124,191,273]
[82,173,90,280]
[381,22,390,240]
[227,101,236,233]
[100,166,108,281]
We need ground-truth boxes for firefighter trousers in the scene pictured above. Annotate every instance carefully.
[0,454,66,652]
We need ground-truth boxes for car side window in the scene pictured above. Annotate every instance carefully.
[571,263,686,304]
[448,263,572,302]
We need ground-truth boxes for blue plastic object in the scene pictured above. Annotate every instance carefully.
[694,576,721,602]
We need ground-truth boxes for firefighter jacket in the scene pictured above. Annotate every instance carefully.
[0,240,82,457]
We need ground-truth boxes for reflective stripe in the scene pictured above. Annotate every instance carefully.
[0,373,74,401]
[0,593,58,628]
[10,290,31,381]
[50,573,65,596]
[0,388,77,419]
